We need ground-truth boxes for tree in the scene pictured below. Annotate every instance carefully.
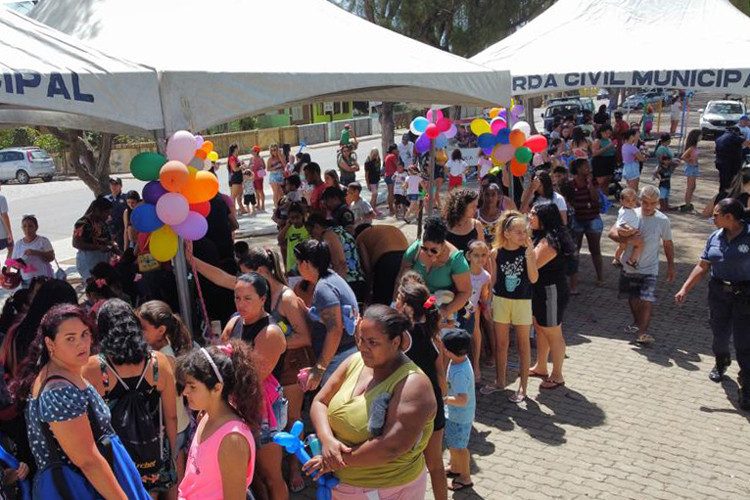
[42,128,115,196]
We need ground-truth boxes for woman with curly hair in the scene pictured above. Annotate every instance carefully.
[443,188,485,253]
[176,341,262,500]
[82,299,179,498]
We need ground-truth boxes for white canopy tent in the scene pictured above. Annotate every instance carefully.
[0,6,163,134]
[32,0,511,134]
[472,0,750,97]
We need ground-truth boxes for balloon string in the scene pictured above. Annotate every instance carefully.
[189,249,213,342]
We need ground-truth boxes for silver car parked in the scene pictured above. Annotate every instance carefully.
[0,147,56,184]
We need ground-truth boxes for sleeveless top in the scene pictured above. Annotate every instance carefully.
[99,354,161,424]
[328,353,432,488]
[478,202,505,245]
[446,220,479,252]
[599,138,616,157]
[532,232,567,287]
[179,419,255,500]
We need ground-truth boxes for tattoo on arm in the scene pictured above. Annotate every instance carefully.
[320,307,342,333]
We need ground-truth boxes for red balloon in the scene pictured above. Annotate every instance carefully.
[189,201,211,217]
[436,117,452,132]
[425,123,440,139]
[510,159,528,177]
[525,134,548,154]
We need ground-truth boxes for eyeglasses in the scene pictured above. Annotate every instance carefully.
[420,245,440,255]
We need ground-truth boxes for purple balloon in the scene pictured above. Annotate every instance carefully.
[172,212,208,241]
[444,124,458,139]
[195,135,204,148]
[142,181,167,205]
[415,133,431,154]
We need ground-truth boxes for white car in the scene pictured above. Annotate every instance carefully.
[0,147,56,184]
[699,100,747,140]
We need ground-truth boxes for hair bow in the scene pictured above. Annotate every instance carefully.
[217,344,233,356]
[423,296,437,309]
[95,278,107,288]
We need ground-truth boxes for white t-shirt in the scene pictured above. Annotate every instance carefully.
[406,174,422,195]
[12,235,53,280]
[620,208,673,276]
[393,172,407,195]
[350,199,374,226]
[397,142,414,167]
[447,159,468,178]
[616,207,640,229]
[477,158,493,178]
[0,195,8,239]
[670,101,681,120]
[533,191,567,214]
[242,178,254,195]
[286,190,302,203]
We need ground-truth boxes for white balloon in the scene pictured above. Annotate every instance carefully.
[512,121,531,136]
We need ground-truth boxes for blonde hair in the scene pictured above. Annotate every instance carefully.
[367,148,380,162]
[493,210,527,249]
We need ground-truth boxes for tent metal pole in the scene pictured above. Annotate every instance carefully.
[507,101,515,204]
[153,129,193,330]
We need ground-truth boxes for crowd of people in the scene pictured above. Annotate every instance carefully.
[0,97,747,499]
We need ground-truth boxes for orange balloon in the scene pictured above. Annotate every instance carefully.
[181,170,219,204]
[510,159,528,177]
[159,161,190,192]
[200,141,214,153]
[509,130,526,148]
[194,149,207,160]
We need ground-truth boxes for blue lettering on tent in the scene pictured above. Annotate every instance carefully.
[47,73,71,100]
[724,70,742,87]
[609,72,625,86]
[632,71,653,87]
[72,74,94,103]
[543,74,558,88]
[528,75,543,90]
[587,72,602,86]
[697,70,715,87]
[564,73,580,86]
[2,74,13,94]
[14,72,41,95]
[512,76,527,92]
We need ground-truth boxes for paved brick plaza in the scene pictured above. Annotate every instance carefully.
[288,148,750,499]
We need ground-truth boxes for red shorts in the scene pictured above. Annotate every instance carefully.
[448,175,463,188]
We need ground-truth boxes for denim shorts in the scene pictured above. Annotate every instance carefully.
[618,272,657,303]
[623,162,641,181]
[384,174,394,185]
[659,186,670,200]
[444,420,472,449]
[259,388,288,446]
[571,216,603,234]
[268,169,284,184]
[407,194,419,202]
[684,164,699,177]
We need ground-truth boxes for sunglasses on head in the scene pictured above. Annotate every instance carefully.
[420,245,440,255]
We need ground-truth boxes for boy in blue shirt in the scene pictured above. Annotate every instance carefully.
[442,328,476,492]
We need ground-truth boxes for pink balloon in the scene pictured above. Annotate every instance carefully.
[166,131,197,165]
[444,124,458,139]
[491,118,507,135]
[194,135,204,148]
[172,211,208,241]
[425,124,440,139]
[426,109,444,123]
[155,192,189,226]
[436,117,452,133]
[492,144,515,163]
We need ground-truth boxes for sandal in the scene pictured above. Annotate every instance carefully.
[448,479,474,491]
[508,391,526,404]
[445,470,460,478]
[529,369,549,378]
[624,324,639,334]
[480,384,504,395]
[635,333,655,345]
[540,379,566,390]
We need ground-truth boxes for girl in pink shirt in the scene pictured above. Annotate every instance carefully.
[177,341,261,500]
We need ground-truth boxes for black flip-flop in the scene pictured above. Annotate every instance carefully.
[445,470,460,478]
[449,479,474,491]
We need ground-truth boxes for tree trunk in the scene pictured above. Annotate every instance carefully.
[46,127,114,196]
[380,102,395,158]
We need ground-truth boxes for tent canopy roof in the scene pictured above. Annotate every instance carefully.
[0,6,162,134]
[472,0,750,96]
[33,0,511,133]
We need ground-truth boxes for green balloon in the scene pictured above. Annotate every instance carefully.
[514,146,532,164]
[131,152,167,181]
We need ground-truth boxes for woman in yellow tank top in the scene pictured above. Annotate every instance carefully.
[303,305,436,499]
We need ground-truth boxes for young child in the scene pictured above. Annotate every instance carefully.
[680,129,701,212]
[641,105,655,137]
[347,182,375,230]
[653,154,675,211]
[242,168,256,216]
[614,188,644,268]
[480,211,538,403]
[477,150,493,182]
[285,174,303,204]
[278,202,309,276]
[464,240,492,383]
[447,149,468,190]
[392,162,409,219]
[234,241,250,261]
[442,327,476,492]
[404,165,423,223]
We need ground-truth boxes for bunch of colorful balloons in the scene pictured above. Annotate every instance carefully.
[470,106,547,177]
[409,109,455,153]
[128,130,220,262]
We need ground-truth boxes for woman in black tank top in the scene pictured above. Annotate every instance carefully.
[444,189,486,252]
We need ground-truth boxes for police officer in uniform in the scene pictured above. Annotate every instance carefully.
[676,198,750,409]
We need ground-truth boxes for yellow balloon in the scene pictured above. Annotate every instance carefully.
[150,226,178,262]
[489,107,501,119]
[470,119,491,136]
[187,166,198,175]
[492,156,504,166]
[207,151,219,162]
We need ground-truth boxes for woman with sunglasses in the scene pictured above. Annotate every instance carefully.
[395,217,471,323]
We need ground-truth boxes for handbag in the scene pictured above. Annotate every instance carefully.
[53,259,67,281]
[36,376,114,500]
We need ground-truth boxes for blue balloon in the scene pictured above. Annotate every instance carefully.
[482,147,494,156]
[434,134,448,149]
[496,127,511,145]
[477,133,497,149]
[130,203,164,233]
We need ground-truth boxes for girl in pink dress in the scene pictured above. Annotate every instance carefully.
[177,341,262,500]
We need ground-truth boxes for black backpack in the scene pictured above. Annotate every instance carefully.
[99,353,163,477]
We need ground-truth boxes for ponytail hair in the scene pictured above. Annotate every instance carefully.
[137,300,193,356]
[398,281,440,342]
[176,340,262,430]
[239,247,288,286]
